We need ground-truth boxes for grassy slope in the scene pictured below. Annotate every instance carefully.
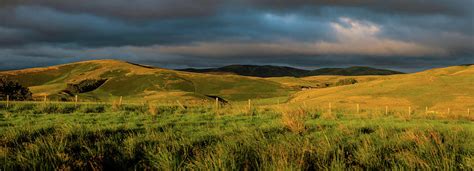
[267,75,384,88]
[290,65,474,112]
[2,59,472,110]
[0,60,291,102]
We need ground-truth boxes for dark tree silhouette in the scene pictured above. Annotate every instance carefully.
[0,77,32,100]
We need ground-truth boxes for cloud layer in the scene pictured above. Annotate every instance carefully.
[0,0,472,71]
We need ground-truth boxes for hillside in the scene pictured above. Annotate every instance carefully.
[180,65,403,77]
[1,60,471,111]
[180,65,309,77]
[308,66,403,76]
[290,65,474,112]
[0,60,292,102]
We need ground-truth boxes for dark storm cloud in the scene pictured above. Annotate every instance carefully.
[0,6,334,47]
[0,0,472,71]
[1,0,471,19]
[0,0,222,20]
[247,0,472,16]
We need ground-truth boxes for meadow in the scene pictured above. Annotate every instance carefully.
[1,102,473,170]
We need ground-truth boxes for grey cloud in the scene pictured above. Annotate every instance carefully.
[0,0,472,71]
[246,0,472,17]
[0,6,334,47]
[0,0,221,20]
[1,0,471,20]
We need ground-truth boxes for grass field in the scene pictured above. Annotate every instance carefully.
[291,65,474,112]
[0,60,292,102]
[1,102,473,170]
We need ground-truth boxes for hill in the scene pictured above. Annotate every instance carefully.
[0,60,292,103]
[180,65,403,77]
[180,65,309,77]
[290,65,474,112]
[308,66,403,76]
[1,59,471,111]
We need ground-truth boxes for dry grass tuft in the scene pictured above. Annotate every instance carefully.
[280,107,307,134]
[111,100,121,111]
[148,103,157,115]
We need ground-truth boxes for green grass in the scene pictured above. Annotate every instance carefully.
[292,65,474,111]
[1,103,473,170]
[1,60,293,102]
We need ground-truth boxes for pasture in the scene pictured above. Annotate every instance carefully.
[1,101,473,170]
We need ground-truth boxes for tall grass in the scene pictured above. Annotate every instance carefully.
[1,102,473,170]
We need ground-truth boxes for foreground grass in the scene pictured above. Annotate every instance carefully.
[1,103,473,170]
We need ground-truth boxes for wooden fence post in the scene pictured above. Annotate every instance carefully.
[74,95,78,108]
[408,106,411,116]
[119,96,123,106]
[385,106,388,115]
[215,97,219,110]
[357,104,360,114]
[248,99,252,111]
[6,95,9,108]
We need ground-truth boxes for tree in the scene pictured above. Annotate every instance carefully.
[0,77,32,100]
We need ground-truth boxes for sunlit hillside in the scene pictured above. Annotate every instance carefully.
[290,65,474,113]
[0,60,291,103]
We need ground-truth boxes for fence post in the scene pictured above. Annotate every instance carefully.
[74,95,78,108]
[118,96,123,106]
[385,106,388,115]
[215,97,219,110]
[248,99,252,111]
[6,95,9,108]
[357,104,360,114]
[408,106,411,116]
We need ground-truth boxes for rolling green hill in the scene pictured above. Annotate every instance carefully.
[1,59,472,112]
[291,65,474,112]
[0,60,292,103]
[180,65,403,77]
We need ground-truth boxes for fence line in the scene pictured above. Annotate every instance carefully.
[0,100,472,116]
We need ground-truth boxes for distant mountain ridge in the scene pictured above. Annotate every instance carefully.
[179,65,404,77]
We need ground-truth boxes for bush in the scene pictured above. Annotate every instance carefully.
[0,77,32,100]
[65,79,107,94]
[335,78,358,86]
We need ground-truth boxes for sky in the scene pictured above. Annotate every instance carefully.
[0,0,473,72]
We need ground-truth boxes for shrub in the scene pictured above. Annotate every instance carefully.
[65,79,107,94]
[0,77,32,100]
